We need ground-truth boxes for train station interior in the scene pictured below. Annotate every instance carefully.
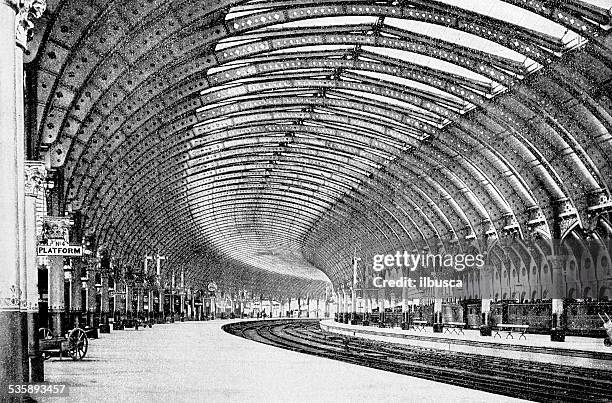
[1,0,612,401]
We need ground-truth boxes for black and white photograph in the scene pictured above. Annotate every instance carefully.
[1,0,612,402]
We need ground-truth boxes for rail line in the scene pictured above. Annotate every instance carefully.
[322,322,612,361]
[223,319,612,403]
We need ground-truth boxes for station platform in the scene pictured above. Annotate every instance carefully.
[321,320,612,370]
[41,319,526,402]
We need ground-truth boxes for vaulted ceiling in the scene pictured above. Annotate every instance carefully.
[30,0,612,297]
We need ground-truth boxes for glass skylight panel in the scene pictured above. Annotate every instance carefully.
[207,62,250,75]
[215,38,259,51]
[257,87,317,96]
[300,143,355,161]
[308,119,406,149]
[204,73,319,95]
[580,0,612,12]
[354,53,504,97]
[238,24,368,42]
[352,154,384,169]
[201,82,239,96]
[326,89,419,117]
[199,90,318,112]
[356,54,382,64]
[333,89,444,124]
[326,105,407,130]
[282,106,313,113]
[225,7,273,21]
[198,108,286,126]
[259,67,332,76]
[369,148,394,160]
[384,18,534,68]
[265,16,379,29]
[199,99,237,111]
[215,55,329,68]
[268,44,353,54]
[304,120,366,139]
[348,69,467,106]
[362,46,496,85]
[435,0,581,41]
[303,132,392,159]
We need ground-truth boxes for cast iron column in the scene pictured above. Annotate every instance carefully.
[0,1,23,394]
[24,162,45,381]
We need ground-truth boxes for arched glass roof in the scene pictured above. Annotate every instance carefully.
[30,0,612,297]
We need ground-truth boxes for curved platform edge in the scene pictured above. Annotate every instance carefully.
[320,320,612,370]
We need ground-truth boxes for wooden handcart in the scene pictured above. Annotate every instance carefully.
[38,327,89,360]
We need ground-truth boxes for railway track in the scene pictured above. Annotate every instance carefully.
[323,323,612,361]
[223,319,612,403]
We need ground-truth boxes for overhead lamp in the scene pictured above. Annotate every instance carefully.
[63,265,72,281]
[95,275,102,293]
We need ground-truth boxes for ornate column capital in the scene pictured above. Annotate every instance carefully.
[525,206,551,240]
[0,284,21,311]
[24,160,46,197]
[15,0,46,49]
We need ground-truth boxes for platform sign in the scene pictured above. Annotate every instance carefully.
[207,282,217,292]
[37,240,83,256]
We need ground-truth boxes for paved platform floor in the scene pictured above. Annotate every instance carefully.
[322,320,612,370]
[41,320,525,403]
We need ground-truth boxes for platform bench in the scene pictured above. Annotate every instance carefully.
[493,324,529,340]
[412,320,428,332]
[443,322,466,335]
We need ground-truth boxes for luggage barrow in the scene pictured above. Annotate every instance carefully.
[38,327,89,360]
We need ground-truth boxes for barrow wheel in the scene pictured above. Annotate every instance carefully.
[67,328,88,360]
[605,337,612,347]
[38,328,53,360]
